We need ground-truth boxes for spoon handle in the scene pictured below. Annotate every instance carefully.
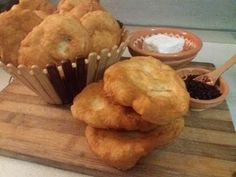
[210,55,236,84]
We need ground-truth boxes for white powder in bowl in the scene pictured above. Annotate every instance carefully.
[143,34,185,54]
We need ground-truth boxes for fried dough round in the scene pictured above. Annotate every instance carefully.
[71,82,156,131]
[80,10,121,53]
[58,0,99,13]
[104,56,190,125]
[18,14,91,68]
[33,10,50,19]
[11,0,55,13]
[85,118,184,170]
[69,0,104,20]
[0,9,43,65]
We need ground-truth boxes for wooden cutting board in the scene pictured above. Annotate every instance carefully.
[0,62,235,177]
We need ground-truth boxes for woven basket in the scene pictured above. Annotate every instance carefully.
[0,29,129,105]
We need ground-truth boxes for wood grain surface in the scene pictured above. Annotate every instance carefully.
[0,62,235,177]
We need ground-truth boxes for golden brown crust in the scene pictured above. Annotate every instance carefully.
[33,10,50,20]
[0,9,43,65]
[80,10,121,53]
[71,82,156,131]
[104,56,190,125]
[69,1,104,20]
[58,0,99,13]
[11,0,56,13]
[85,118,184,170]
[18,14,91,68]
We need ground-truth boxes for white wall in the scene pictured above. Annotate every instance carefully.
[100,0,236,31]
[51,0,236,31]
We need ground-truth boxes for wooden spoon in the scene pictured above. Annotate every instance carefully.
[194,55,236,85]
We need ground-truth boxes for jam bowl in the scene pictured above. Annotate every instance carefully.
[177,67,229,111]
[128,27,202,67]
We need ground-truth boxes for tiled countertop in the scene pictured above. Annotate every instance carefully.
[0,28,236,177]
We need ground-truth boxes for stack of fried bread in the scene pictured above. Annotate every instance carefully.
[0,0,122,68]
[71,56,190,170]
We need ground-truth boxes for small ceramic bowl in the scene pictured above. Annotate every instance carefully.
[128,27,202,67]
[177,67,229,111]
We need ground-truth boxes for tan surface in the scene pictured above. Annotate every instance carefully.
[0,62,235,177]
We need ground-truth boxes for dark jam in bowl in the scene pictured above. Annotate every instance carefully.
[184,75,222,100]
